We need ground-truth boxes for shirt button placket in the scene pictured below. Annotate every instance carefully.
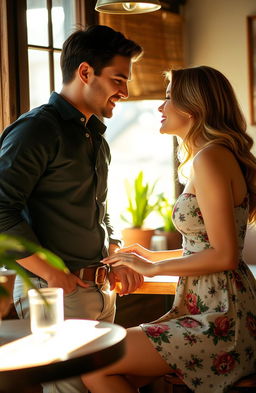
[80,118,89,138]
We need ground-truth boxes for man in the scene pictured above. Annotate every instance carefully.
[0,25,143,393]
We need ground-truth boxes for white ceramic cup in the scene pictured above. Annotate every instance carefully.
[28,287,64,335]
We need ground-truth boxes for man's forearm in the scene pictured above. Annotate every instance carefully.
[108,243,120,256]
[16,254,89,295]
[17,254,64,281]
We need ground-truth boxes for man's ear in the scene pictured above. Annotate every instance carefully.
[78,62,94,84]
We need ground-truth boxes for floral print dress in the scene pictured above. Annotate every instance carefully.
[140,193,256,393]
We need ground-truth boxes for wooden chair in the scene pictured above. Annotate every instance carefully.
[164,373,256,393]
[243,224,256,266]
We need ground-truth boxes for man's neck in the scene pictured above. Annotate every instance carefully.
[60,85,92,120]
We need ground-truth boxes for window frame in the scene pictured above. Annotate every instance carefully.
[247,15,256,125]
[0,0,98,129]
[0,0,28,129]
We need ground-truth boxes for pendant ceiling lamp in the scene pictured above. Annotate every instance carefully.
[95,0,161,14]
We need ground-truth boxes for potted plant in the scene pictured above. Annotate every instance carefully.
[0,234,66,320]
[121,171,158,248]
[155,194,182,250]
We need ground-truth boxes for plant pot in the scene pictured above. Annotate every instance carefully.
[0,270,16,319]
[122,228,155,248]
[154,230,182,250]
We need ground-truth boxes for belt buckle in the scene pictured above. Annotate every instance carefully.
[95,266,107,286]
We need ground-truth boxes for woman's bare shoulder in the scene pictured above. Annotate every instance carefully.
[193,144,234,169]
[192,144,246,199]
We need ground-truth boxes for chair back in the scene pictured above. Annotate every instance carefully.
[243,224,256,266]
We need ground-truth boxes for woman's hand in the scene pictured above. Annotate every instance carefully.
[102,252,156,277]
[115,243,154,261]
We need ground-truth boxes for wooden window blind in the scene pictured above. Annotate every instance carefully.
[99,10,184,100]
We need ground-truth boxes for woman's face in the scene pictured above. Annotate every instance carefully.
[158,82,193,139]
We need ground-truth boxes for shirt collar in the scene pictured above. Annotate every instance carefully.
[48,92,107,135]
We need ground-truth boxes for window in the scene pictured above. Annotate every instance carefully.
[105,100,177,231]
[26,0,78,108]
[0,0,94,128]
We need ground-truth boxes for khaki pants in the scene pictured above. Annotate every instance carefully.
[13,275,116,393]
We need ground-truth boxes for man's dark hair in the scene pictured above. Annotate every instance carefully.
[60,25,143,84]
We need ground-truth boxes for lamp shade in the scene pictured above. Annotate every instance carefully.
[95,0,161,14]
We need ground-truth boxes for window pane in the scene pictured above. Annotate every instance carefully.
[105,101,176,231]
[52,0,76,49]
[54,51,62,93]
[28,49,50,108]
[27,0,48,47]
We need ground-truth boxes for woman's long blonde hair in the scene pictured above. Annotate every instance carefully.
[169,66,256,223]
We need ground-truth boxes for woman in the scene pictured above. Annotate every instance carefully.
[82,66,256,393]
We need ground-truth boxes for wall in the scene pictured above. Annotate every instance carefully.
[183,0,256,148]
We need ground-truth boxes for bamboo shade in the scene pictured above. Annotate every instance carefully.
[99,10,184,100]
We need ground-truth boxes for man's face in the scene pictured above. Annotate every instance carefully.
[85,55,132,119]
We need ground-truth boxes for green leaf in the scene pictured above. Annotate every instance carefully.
[121,171,158,228]
[156,194,176,232]
[10,237,68,273]
[161,335,170,343]
[1,258,37,290]
[0,234,26,254]
[0,234,67,302]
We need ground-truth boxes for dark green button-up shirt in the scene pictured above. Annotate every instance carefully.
[0,92,120,275]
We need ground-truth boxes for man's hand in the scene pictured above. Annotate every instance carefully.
[108,243,120,256]
[17,253,89,295]
[108,265,144,296]
[46,270,89,295]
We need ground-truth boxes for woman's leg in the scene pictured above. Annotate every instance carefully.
[82,326,172,393]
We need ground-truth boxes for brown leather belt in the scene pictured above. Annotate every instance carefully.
[73,265,109,286]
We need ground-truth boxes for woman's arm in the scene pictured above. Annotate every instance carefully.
[103,147,240,277]
[115,244,183,262]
